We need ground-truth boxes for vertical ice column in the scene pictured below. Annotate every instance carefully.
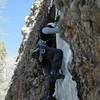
[54,34,79,100]
[48,0,54,13]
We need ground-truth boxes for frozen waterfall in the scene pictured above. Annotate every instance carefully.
[54,34,79,100]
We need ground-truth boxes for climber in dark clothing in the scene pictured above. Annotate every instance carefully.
[31,40,64,100]
[40,75,57,100]
[31,39,64,77]
[31,4,62,99]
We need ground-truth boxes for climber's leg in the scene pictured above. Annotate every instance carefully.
[40,75,56,100]
[42,62,51,76]
[53,48,63,72]
[45,46,64,79]
[50,48,63,74]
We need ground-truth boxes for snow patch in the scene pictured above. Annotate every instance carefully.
[0,56,16,100]
[25,16,30,23]
[34,0,44,8]
[22,26,32,35]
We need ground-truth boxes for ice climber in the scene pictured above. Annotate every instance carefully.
[30,3,64,99]
[31,39,64,77]
[31,39,64,100]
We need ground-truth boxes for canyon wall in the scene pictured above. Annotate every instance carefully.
[5,0,100,100]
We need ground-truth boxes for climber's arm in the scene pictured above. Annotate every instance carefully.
[30,48,39,58]
[42,26,59,34]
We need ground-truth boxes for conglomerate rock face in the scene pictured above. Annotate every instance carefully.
[5,0,50,100]
[57,0,100,100]
[5,0,100,100]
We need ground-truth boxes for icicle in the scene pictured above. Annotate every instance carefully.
[48,0,54,13]
[55,7,59,21]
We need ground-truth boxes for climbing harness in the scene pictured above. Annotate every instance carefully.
[39,48,45,62]
[37,39,46,62]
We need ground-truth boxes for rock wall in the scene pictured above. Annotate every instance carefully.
[57,0,100,100]
[5,0,100,100]
[5,0,50,100]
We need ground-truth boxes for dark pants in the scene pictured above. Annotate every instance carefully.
[31,45,64,100]
[44,46,63,74]
[40,46,64,100]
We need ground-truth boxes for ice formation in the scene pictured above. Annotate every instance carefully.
[54,34,79,100]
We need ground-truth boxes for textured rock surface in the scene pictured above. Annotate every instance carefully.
[6,0,49,100]
[5,0,100,100]
[57,0,100,100]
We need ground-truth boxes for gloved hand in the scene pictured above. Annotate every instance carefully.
[30,48,39,58]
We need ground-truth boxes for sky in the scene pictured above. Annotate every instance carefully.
[0,0,35,56]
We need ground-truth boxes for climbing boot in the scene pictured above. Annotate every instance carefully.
[50,71,65,80]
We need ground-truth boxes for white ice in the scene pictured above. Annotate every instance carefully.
[54,34,79,100]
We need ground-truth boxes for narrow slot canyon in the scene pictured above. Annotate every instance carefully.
[5,0,100,100]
